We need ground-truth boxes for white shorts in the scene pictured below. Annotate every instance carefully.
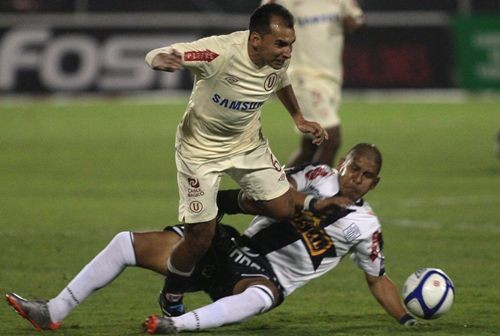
[176,143,290,223]
[290,73,341,129]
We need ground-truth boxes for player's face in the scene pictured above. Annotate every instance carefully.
[251,18,295,69]
[337,153,380,201]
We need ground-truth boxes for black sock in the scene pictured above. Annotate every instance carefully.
[216,189,244,214]
[162,271,190,296]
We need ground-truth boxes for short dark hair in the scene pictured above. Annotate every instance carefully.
[348,143,383,174]
[249,3,294,36]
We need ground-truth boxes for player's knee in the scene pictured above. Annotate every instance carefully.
[184,223,216,254]
[109,231,136,266]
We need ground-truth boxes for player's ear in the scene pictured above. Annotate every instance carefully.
[336,158,345,170]
[249,31,263,48]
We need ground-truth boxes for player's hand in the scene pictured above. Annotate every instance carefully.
[304,196,353,217]
[296,119,328,145]
[152,49,183,72]
[342,15,365,32]
[399,313,418,326]
[314,196,353,214]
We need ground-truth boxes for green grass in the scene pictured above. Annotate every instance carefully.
[1,97,499,335]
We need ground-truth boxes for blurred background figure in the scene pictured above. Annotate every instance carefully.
[1,0,499,97]
[262,0,364,167]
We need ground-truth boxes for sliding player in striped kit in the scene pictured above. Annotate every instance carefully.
[145,143,416,333]
[5,144,416,332]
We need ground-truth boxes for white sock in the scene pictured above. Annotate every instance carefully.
[172,285,274,331]
[47,231,136,322]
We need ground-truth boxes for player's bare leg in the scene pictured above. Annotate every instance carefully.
[217,187,294,221]
[6,230,179,331]
[146,278,280,334]
[238,188,294,220]
[159,219,217,316]
[288,125,341,167]
[133,231,181,274]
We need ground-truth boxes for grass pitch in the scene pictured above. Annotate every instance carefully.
[0,96,499,335]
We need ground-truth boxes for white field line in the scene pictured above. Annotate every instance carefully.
[386,218,500,233]
[396,194,500,208]
[2,89,500,107]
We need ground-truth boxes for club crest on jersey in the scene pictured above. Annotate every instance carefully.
[291,213,333,257]
[264,73,278,91]
[184,49,219,62]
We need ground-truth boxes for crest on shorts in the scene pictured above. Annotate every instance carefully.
[189,201,204,213]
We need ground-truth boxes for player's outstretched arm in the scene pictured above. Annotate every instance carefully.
[364,273,417,326]
[275,85,328,145]
[145,48,183,72]
[287,175,352,215]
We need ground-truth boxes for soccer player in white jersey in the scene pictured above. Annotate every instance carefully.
[144,3,327,316]
[6,143,417,333]
[263,0,365,167]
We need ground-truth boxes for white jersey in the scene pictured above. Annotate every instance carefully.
[146,31,290,160]
[244,164,384,296]
[266,0,363,83]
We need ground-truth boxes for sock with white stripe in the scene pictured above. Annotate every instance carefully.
[47,231,136,322]
[172,285,274,331]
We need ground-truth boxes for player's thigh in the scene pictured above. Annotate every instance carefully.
[132,231,181,274]
[176,152,223,224]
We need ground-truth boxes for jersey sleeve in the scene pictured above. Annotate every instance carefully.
[146,35,228,79]
[350,226,386,277]
[290,164,334,193]
[275,70,291,91]
[341,0,364,22]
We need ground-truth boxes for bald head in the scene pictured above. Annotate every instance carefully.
[345,143,382,175]
[249,3,294,36]
[336,143,382,201]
